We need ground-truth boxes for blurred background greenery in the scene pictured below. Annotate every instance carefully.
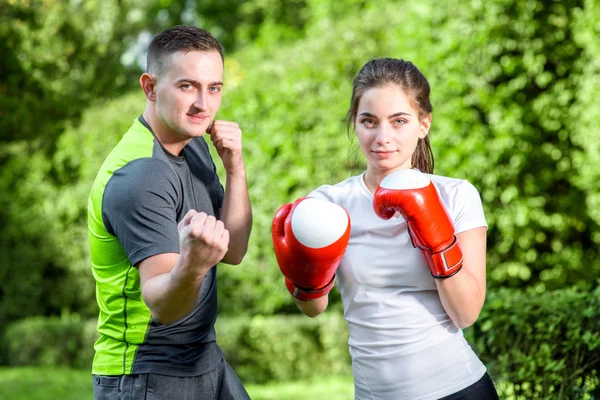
[1,0,599,399]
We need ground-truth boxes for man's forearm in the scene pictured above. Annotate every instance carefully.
[140,253,206,325]
[220,167,252,264]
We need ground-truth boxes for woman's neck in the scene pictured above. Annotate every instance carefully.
[363,166,414,193]
[363,170,383,194]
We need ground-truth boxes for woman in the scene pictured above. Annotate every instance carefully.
[272,58,499,399]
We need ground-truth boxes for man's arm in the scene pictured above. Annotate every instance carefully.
[138,252,202,325]
[219,167,252,264]
[207,120,252,265]
[139,211,229,325]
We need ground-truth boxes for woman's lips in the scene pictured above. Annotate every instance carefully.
[373,150,396,159]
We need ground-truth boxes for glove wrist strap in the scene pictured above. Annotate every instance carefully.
[285,276,335,302]
[425,236,464,279]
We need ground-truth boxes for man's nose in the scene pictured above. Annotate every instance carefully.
[193,90,208,110]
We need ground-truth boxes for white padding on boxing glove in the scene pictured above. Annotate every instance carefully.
[380,169,430,190]
[291,198,350,249]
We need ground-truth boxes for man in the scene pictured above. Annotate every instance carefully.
[88,25,252,399]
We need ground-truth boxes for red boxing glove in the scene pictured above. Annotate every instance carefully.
[272,197,351,301]
[373,169,463,278]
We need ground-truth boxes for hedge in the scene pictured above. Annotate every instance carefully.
[465,284,600,399]
[3,285,599,398]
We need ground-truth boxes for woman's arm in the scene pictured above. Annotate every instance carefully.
[434,227,487,329]
[294,294,330,318]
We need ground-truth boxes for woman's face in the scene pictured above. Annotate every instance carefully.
[354,83,430,175]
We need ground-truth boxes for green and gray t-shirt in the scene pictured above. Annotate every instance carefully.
[87,116,224,376]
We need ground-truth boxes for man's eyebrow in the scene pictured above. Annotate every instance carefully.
[176,79,223,86]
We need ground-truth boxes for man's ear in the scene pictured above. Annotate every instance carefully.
[140,73,156,101]
[419,114,432,139]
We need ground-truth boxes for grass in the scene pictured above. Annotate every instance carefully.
[0,367,354,400]
[0,367,92,400]
[245,375,354,399]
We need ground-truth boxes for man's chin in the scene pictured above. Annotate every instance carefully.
[180,126,208,138]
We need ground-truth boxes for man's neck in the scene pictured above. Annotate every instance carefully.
[142,108,190,156]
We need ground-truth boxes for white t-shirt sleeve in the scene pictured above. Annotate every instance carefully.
[306,184,335,203]
[452,180,488,234]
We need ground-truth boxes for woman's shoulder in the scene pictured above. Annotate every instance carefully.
[426,173,484,211]
[427,173,480,194]
[307,173,365,203]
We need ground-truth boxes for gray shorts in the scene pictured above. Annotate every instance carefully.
[92,358,250,400]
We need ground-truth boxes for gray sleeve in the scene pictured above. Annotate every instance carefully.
[103,158,181,266]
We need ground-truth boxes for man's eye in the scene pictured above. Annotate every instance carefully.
[209,86,221,92]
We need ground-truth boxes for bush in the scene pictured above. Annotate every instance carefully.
[466,284,600,399]
[4,286,598,398]
[4,0,600,326]
[3,314,97,370]
[215,312,351,384]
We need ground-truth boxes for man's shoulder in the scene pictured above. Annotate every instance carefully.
[105,158,180,206]
[114,157,178,182]
[108,119,157,162]
[88,119,176,208]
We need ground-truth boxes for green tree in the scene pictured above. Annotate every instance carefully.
[0,0,179,329]
[2,0,599,326]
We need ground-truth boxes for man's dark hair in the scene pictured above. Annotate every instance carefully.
[147,25,224,77]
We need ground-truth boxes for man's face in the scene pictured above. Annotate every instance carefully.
[153,50,224,140]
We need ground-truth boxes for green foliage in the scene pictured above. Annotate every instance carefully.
[3,314,98,369]
[216,313,351,383]
[424,0,600,290]
[4,286,598,396]
[0,145,83,331]
[211,0,600,313]
[2,0,600,339]
[0,0,141,146]
[570,0,600,230]
[0,0,154,334]
[194,0,310,52]
[0,93,145,336]
[2,312,351,382]
[466,284,600,399]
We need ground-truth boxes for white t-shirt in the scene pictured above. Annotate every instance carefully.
[308,171,488,400]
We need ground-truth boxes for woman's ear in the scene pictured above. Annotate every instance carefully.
[139,73,156,101]
[419,114,432,139]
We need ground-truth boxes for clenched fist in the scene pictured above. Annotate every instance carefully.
[178,209,229,277]
[206,120,244,174]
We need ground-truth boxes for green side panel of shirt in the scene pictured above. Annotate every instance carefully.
[87,119,155,375]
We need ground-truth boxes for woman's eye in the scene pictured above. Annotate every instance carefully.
[393,119,406,125]
[361,119,375,127]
